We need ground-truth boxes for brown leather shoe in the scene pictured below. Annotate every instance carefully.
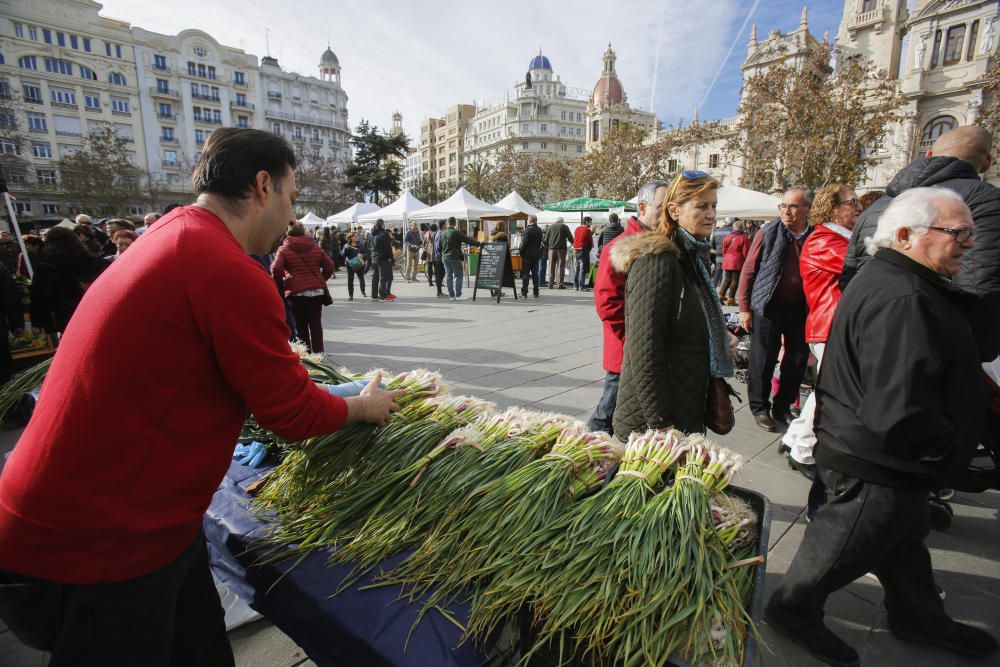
[754,413,777,432]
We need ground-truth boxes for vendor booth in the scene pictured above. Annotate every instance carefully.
[327,203,380,229]
[356,190,429,231]
[297,212,327,229]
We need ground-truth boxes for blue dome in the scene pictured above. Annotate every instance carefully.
[529,54,552,70]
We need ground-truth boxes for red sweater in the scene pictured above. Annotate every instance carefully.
[0,206,348,584]
[272,235,334,297]
[593,217,644,373]
[573,226,594,252]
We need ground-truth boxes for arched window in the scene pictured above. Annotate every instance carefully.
[108,72,127,86]
[18,55,37,70]
[922,116,956,141]
[79,65,97,81]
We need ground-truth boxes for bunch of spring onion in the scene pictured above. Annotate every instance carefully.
[465,429,686,657]
[0,357,52,421]
[252,369,444,549]
[288,340,355,385]
[328,409,576,578]
[602,437,750,667]
[388,426,624,610]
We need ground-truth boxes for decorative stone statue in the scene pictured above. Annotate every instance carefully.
[914,37,926,71]
[981,19,995,56]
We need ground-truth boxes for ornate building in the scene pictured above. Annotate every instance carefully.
[421,103,475,193]
[462,52,589,167]
[584,44,659,151]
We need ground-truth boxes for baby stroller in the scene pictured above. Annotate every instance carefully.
[725,313,752,384]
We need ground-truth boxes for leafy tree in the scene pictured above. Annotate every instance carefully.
[0,88,32,193]
[344,120,409,205]
[531,156,574,204]
[730,42,907,190]
[481,142,540,203]
[410,172,443,206]
[978,63,1000,161]
[463,160,494,201]
[295,154,357,216]
[569,123,678,200]
[56,125,146,216]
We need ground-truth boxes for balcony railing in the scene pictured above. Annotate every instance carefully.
[233,79,248,88]
[150,87,179,98]
[230,100,255,110]
[158,112,175,120]
[159,136,178,144]
[267,91,282,99]
[161,160,179,168]
[193,115,222,125]
[309,137,323,145]
[849,5,889,30]
[51,101,78,110]
[28,126,47,133]
[153,63,171,73]
[263,108,347,131]
[55,130,82,137]
[186,70,218,80]
[191,91,221,102]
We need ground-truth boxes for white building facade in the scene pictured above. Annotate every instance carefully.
[462,53,589,167]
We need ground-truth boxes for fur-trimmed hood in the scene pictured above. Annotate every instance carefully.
[609,231,680,273]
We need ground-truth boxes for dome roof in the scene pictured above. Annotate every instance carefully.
[528,54,552,71]
[320,47,339,67]
[593,75,624,108]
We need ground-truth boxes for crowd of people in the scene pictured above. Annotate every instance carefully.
[0,123,996,666]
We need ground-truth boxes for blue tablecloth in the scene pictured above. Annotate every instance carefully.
[204,461,492,667]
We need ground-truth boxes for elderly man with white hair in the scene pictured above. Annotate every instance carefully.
[765,187,996,667]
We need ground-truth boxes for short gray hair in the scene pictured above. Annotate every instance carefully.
[784,186,814,205]
[637,180,669,206]
[527,214,537,224]
[865,187,966,254]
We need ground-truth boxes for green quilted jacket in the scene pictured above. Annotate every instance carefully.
[611,231,710,436]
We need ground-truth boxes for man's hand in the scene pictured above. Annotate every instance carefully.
[738,311,753,332]
[344,372,405,426]
[728,330,739,358]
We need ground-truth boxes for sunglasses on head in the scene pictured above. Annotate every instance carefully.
[666,171,711,202]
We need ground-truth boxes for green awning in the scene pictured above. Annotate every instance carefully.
[542,197,637,212]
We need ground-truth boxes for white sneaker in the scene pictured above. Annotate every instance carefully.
[449,296,456,301]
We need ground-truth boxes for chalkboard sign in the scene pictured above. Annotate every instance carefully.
[473,242,517,303]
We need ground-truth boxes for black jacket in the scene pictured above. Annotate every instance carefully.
[30,254,108,334]
[611,232,710,436]
[843,156,1000,360]
[597,221,624,256]
[815,249,984,490]
[371,228,394,264]
[543,222,573,251]
[520,223,544,261]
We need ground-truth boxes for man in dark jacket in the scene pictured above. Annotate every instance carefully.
[596,213,624,258]
[370,219,395,301]
[843,125,1000,360]
[737,187,814,431]
[766,188,996,667]
[544,217,573,289]
[519,214,544,298]
[437,217,480,300]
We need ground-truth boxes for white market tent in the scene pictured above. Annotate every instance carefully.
[626,186,778,220]
[409,187,515,221]
[326,202,380,226]
[356,190,429,228]
[298,211,327,228]
[494,191,540,216]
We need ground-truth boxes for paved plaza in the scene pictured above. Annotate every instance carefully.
[1,273,998,667]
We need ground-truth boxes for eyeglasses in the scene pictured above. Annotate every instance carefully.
[778,203,806,212]
[666,170,711,202]
[928,226,974,243]
[836,198,861,208]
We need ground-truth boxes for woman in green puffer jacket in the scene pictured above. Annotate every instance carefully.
[612,171,735,436]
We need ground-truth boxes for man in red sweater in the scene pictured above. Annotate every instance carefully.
[587,180,667,434]
[0,128,403,665]
[572,217,594,291]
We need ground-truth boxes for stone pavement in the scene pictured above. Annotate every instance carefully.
[1,272,998,667]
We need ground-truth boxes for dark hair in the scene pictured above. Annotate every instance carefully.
[608,213,619,224]
[107,218,135,231]
[430,223,438,231]
[113,230,138,243]
[42,226,88,259]
[447,216,457,226]
[287,222,306,236]
[583,216,592,224]
[163,203,182,215]
[192,128,296,204]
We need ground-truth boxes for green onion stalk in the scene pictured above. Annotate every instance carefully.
[328,409,575,577]
[469,430,686,662]
[388,426,624,612]
[0,357,52,421]
[252,369,445,557]
[603,437,749,667]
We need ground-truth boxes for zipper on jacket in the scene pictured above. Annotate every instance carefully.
[677,286,684,320]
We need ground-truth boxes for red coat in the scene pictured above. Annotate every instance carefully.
[272,235,334,297]
[721,231,749,271]
[573,225,594,252]
[800,223,851,343]
[593,217,645,373]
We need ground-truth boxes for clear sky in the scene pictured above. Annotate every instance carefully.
[98,0,846,142]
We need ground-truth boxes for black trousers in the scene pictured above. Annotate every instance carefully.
[289,295,324,353]
[0,530,233,667]
[434,260,445,294]
[768,471,948,635]
[520,256,540,296]
[370,260,393,299]
[346,266,367,297]
[748,302,809,415]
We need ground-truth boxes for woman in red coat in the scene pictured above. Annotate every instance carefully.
[719,220,750,305]
[271,222,334,353]
[782,184,862,511]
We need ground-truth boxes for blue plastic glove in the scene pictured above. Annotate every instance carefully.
[322,380,380,398]
[234,441,266,467]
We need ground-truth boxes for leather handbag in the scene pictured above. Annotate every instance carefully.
[293,248,334,306]
[705,377,741,435]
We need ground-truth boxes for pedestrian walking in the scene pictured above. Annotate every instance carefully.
[340,232,368,300]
